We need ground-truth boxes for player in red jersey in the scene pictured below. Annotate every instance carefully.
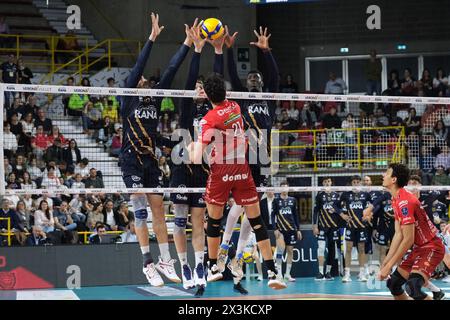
[190,73,286,290]
[378,163,445,300]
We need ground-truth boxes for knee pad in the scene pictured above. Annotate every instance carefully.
[386,269,407,296]
[405,273,427,300]
[206,216,222,238]
[248,215,268,242]
[131,195,148,227]
[317,240,326,257]
[173,204,189,236]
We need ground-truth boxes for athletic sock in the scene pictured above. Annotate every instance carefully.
[178,252,188,266]
[222,204,243,245]
[142,252,153,267]
[344,267,350,276]
[426,281,440,293]
[276,252,283,274]
[140,245,150,255]
[209,258,217,267]
[264,259,276,274]
[159,243,171,262]
[285,263,292,278]
[326,265,332,274]
[195,251,204,268]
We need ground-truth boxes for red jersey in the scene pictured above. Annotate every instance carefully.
[200,100,247,164]
[392,188,439,247]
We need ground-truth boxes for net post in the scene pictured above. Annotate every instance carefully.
[0,83,5,196]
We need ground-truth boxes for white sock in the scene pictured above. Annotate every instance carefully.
[276,251,283,274]
[326,265,332,274]
[285,263,292,277]
[140,245,150,255]
[195,251,204,268]
[359,267,365,275]
[222,204,244,245]
[178,252,188,267]
[159,243,171,262]
[345,267,350,275]
[236,217,252,256]
[426,281,440,293]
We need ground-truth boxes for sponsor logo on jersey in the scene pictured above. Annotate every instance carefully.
[399,200,408,207]
[132,183,143,188]
[134,107,157,119]
[280,208,292,215]
[248,103,270,116]
[350,202,363,210]
[131,176,141,182]
[217,104,238,116]
[241,196,258,203]
[401,207,409,216]
[176,194,188,201]
[223,113,241,125]
[222,173,248,182]
[323,203,334,211]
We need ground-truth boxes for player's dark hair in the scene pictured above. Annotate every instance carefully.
[204,73,226,104]
[389,163,410,188]
[322,176,333,182]
[248,70,263,80]
[280,180,289,186]
[409,174,422,184]
[351,175,361,182]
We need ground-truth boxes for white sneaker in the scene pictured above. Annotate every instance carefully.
[267,270,287,290]
[194,263,207,287]
[342,273,352,283]
[155,257,181,283]
[227,257,244,279]
[442,275,450,283]
[142,263,164,287]
[181,264,195,290]
[216,245,229,273]
[358,272,368,282]
[284,275,296,282]
[207,264,223,282]
[256,275,263,281]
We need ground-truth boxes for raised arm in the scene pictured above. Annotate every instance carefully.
[251,27,279,92]
[225,27,246,92]
[206,27,226,76]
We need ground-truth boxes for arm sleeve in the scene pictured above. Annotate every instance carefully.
[262,50,280,92]
[226,48,246,92]
[214,53,224,76]
[200,113,215,145]
[293,199,300,230]
[398,199,417,225]
[126,40,153,88]
[157,44,190,89]
[179,52,201,129]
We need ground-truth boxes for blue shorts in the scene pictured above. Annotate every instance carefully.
[280,230,298,246]
[250,164,270,187]
[169,165,206,208]
[318,227,340,242]
[345,228,368,244]
[121,151,163,191]
[373,223,394,246]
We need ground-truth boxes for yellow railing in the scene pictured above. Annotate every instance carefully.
[271,126,405,172]
[0,217,12,246]
[0,34,141,84]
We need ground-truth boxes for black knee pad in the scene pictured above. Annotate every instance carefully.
[206,217,222,238]
[248,215,268,242]
[386,269,407,296]
[405,273,427,300]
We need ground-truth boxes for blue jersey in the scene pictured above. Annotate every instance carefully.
[430,200,448,227]
[120,40,189,166]
[272,196,299,232]
[340,191,371,229]
[313,191,341,229]
[371,191,394,230]
[419,190,447,223]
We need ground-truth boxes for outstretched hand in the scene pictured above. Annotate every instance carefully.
[185,18,206,52]
[149,12,165,42]
[206,26,227,54]
[224,26,238,49]
[250,26,271,50]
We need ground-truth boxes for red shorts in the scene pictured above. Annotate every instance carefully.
[399,236,445,278]
[204,163,258,206]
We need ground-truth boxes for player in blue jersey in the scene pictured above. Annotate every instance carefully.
[120,13,192,286]
[340,175,372,283]
[313,177,343,280]
[272,181,302,282]
[169,21,225,293]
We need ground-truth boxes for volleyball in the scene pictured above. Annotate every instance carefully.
[242,252,254,264]
[200,18,224,40]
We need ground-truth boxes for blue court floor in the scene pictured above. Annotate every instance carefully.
[0,278,449,300]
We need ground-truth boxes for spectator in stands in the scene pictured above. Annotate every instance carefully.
[102,98,118,123]
[158,112,172,136]
[41,166,61,189]
[34,109,53,134]
[435,145,450,170]
[21,171,36,190]
[341,113,357,167]
[419,68,433,97]
[6,172,20,189]
[27,156,43,183]
[84,168,104,189]
[281,74,299,93]
[118,222,138,243]
[68,91,89,117]
[432,165,450,186]
[386,70,401,96]
[17,58,33,85]
[12,154,26,180]
[54,201,77,243]
[89,223,107,244]
[48,126,67,147]
[433,120,448,144]
[98,116,115,147]
[103,199,119,231]
[34,200,55,233]
[110,127,122,158]
[36,194,53,211]
[25,226,49,246]
[20,112,34,152]
[16,200,31,234]
[55,30,81,65]
[420,145,435,185]
[1,54,17,108]
[71,173,85,189]
[0,16,12,48]
[279,109,297,131]
[374,107,389,127]
[117,201,134,231]
[7,97,24,119]
[74,158,90,179]
[287,101,299,120]
[44,137,65,164]
[4,157,13,177]
[0,199,20,246]
[170,113,180,132]
[87,203,105,231]
[300,102,318,128]
[62,77,75,115]
[159,156,171,187]
[63,139,82,171]
[365,49,382,95]
[3,122,18,159]
[400,68,417,96]
[81,77,91,87]
[433,68,448,96]
[405,107,421,135]
[24,95,40,116]
[322,106,341,129]
[324,72,347,95]
[82,100,102,137]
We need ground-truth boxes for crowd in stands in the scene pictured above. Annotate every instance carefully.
[2,48,450,247]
